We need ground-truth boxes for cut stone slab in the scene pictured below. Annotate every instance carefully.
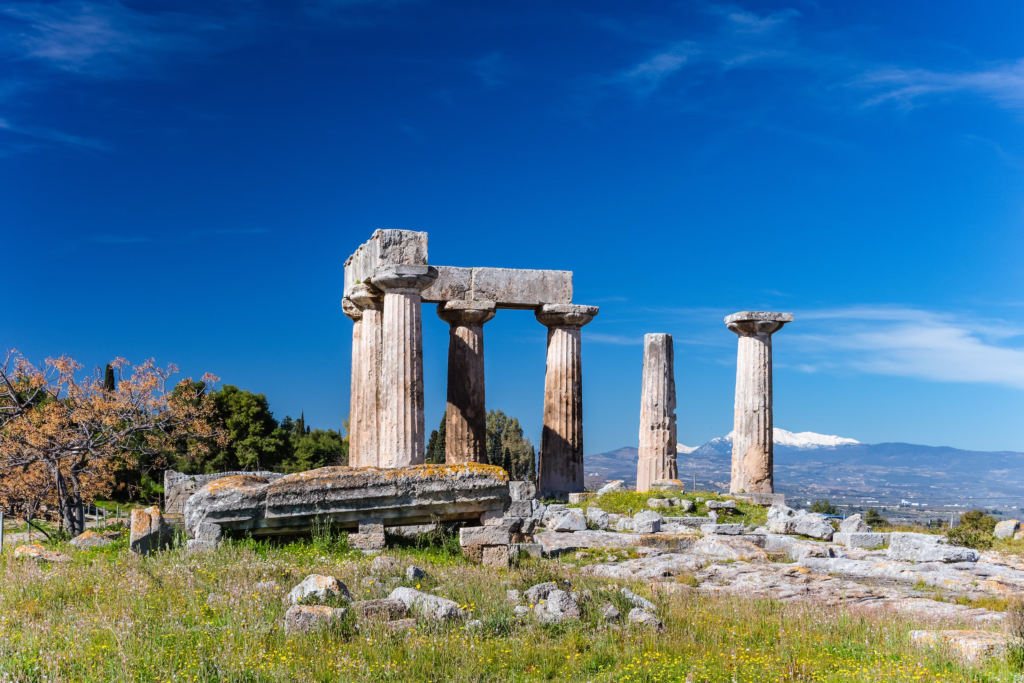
[509,481,538,501]
[388,587,465,621]
[587,507,610,530]
[70,530,113,550]
[164,469,283,514]
[353,598,407,622]
[506,500,533,518]
[650,479,684,492]
[793,514,834,541]
[994,520,1019,539]
[597,480,625,496]
[833,532,888,549]
[524,582,558,605]
[184,464,510,540]
[459,526,511,547]
[549,508,587,532]
[840,514,871,533]
[731,492,785,507]
[701,524,745,536]
[706,500,737,511]
[888,532,980,563]
[512,543,543,559]
[786,542,833,561]
[910,630,1019,664]
[628,608,664,630]
[533,530,698,557]
[691,536,768,563]
[664,516,712,528]
[285,605,348,635]
[633,511,662,534]
[621,587,656,612]
[482,545,511,568]
[567,493,594,504]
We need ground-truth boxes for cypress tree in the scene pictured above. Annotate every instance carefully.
[103,364,115,392]
[425,412,446,464]
[295,411,305,437]
[502,447,512,476]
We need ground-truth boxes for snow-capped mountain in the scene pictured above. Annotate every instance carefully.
[690,429,858,457]
[676,444,698,454]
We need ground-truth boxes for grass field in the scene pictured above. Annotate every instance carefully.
[0,525,1016,682]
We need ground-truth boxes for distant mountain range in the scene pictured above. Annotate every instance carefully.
[586,429,1024,509]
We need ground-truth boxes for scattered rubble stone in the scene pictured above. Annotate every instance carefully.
[513,605,530,617]
[371,556,399,573]
[288,575,350,605]
[628,607,664,630]
[534,590,580,624]
[840,514,870,533]
[700,524,744,536]
[602,604,621,622]
[389,587,465,621]
[70,530,113,550]
[586,507,610,530]
[793,514,834,541]
[651,480,684,492]
[910,630,1018,663]
[406,566,427,581]
[482,545,511,568]
[596,480,625,496]
[130,505,173,555]
[706,500,737,510]
[509,481,537,501]
[14,544,69,563]
[621,588,655,612]
[285,605,348,635]
[525,582,557,605]
[385,618,417,632]
[549,508,587,532]
[994,520,1019,540]
[353,598,407,621]
[506,589,520,604]
[633,511,662,534]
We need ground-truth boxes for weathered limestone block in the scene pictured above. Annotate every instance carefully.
[691,536,768,562]
[421,267,573,309]
[700,524,745,535]
[288,575,350,605]
[587,507,610,530]
[70,530,113,550]
[840,514,871,533]
[889,532,980,563]
[184,464,510,539]
[725,311,792,494]
[536,304,598,497]
[437,301,496,464]
[706,500,737,510]
[482,545,511,568]
[548,508,587,532]
[628,608,664,630]
[371,265,438,468]
[633,511,663,534]
[460,526,512,547]
[910,630,1020,664]
[353,598,408,622]
[285,605,348,635]
[637,334,677,492]
[343,229,429,299]
[509,481,537,501]
[164,469,283,514]
[131,505,173,555]
[793,514,834,541]
[597,480,625,495]
[388,587,465,621]
[534,590,580,624]
[994,519,1019,539]
[651,479,684,492]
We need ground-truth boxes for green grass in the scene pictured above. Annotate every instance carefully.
[0,533,1011,682]
[570,490,769,528]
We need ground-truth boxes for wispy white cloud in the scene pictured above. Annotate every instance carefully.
[855,59,1024,111]
[791,306,1024,389]
[587,332,643,345]
[0,117,107,151]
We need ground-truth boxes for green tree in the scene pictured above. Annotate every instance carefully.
[811,499,838,515]
[426,412,446,464]
[485,410,535,480]
[282,429,348,472]
[864,508,887,527]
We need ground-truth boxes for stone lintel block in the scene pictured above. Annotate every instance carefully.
[567,492,594,504]
[421,267,573,309]
[460,526,511,547]
[835,532,888,549]
[724,311,794,325]
[700,523,745,535]
[663,516,712,527]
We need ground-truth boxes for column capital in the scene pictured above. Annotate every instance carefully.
[725,311,793,337]
[369,265,438,293]
[437,300,496,327]
[350,283,384,310]
[342,297,362,321]
[535,303,599,328]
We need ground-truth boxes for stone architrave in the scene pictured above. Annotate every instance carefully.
[535,304,599,497]
[436,301,497,464]
[369,265,438,467]
[725,311,793,494]
[341,297,363,465]
[636,333,677,493]
[349,284,385,467]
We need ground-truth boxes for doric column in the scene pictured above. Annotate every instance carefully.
[535,304,599,498]
[637,333,677,492]
[369,265,438,468]
[437,301,496,464]
[341,297,363,466]
[349,284,385,467]
[725,311,793,494]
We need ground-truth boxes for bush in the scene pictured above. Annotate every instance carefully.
[864,508,888,527]
[946,526,993,550]
[959,509,998,534]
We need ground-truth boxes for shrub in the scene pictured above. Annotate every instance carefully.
[959,509,998,534]
[864,508,888,527]
[811,499,838,515]
[946,526,993,550]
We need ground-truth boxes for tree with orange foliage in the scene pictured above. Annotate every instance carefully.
[0,350,225,536]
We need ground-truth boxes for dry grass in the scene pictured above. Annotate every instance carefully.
[0,530,1013,682]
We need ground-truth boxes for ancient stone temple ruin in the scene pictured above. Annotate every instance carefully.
[342,230,598,497]
[725,311,792,494]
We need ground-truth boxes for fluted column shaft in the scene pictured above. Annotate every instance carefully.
[371,266,438,468]
[637,333,677,492]
[342,298,363,466]
[536,304,598,497]
[349,284,384,467]
[726,311,792,494]
[437,302,496,464]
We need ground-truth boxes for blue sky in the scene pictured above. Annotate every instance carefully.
[4,0,1024,454]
